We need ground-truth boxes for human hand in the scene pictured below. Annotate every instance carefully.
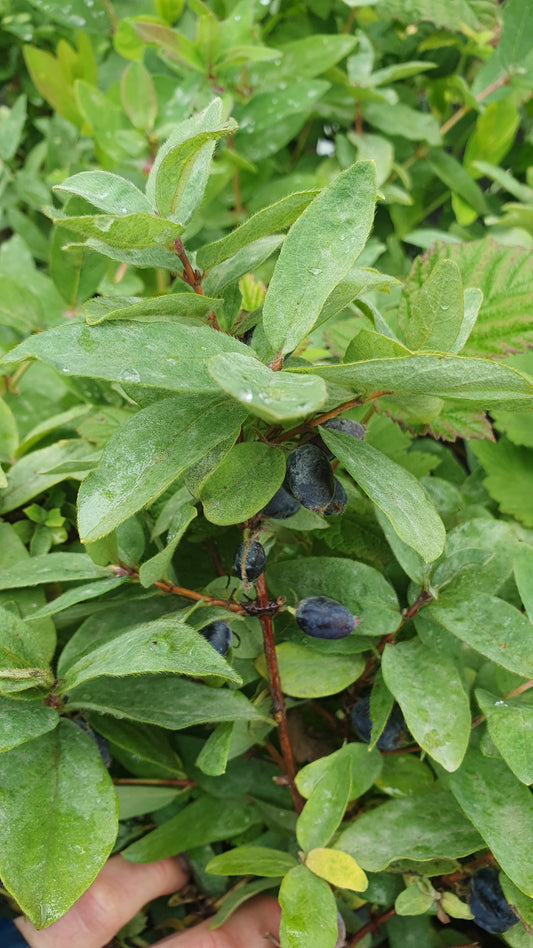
[12,854,280,948]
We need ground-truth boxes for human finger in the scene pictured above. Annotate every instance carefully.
[156,895,281,947]
[14,855,188,948]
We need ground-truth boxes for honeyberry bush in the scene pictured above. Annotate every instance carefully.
[1,0,533,945]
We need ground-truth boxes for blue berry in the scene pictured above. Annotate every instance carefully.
[470,868,517,934]
[295,596,355,640]
[198,620,232,656]
[324,417,365,440]
[233,540,266,582]
[351,696,409,751]
[324,478,347,516]
[262,485,301,520]
[284,444,334,513]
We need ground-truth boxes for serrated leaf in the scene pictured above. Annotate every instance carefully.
[58,617,241,693]
[449,746,533,897]
[320,428,445,563]
[428,592,533,678]
[206,845,298,877]
[306,848,368,892]
[54,171,153,216]
[470,438,533,527]
[297,757,351,851]
[255,643,364,698]
[279,865,338,948]
[382,640,470,771]
[262,161,376,356]
[207,352,327,422]
[0,720,118,927]
[336,789,483,871]
[200,441,285,525]
[398,239,533,357]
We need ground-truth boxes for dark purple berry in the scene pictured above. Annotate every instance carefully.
[324,417,365,440]
[324,478,347,516]
[262,485,301,520]
[198,620,232,656]
[71,717,111,767]
[284,444,334,513]
[232,540,266,583]
[351,696,409,751]
[295,596,355,640]
[239,327,255,346]
[470,868,517,934]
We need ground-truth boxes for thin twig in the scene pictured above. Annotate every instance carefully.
[173,238,221,331]
[273,392,389,444]
[112,566,249,615]
[255,574,304,814]
[347,906,396,946]
[440,74,510,137]
[471,678,533,729]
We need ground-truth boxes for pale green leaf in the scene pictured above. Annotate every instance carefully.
[195,721,233,776]
[279,865,338,948]
[262,161,376,355]
[83,293,218,325]
[295,743,382,802]
[208,352,327,423]
[255,643,364,698]
[206,845,298,877]
[476,689,533,785]
[53,171,153,216]
[297,756,351,851]
[405,259,463,352]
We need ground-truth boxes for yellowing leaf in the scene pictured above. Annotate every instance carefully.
[306,847,368,892]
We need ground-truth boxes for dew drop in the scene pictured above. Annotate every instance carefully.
[121,368,141,383]
[308,267,322,275]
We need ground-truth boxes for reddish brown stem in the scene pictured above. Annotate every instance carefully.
[173,238,221,331]
[273,392,389,444]
[113,566,249,615]
[255,574,304,814]
[347,906,396,946]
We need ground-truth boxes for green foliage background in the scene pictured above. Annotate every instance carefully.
[0,0,533,944]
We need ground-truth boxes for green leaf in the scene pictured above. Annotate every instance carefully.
[255,643,364,698]
[54,171,153,216]
[262,161,376,356]
[133,21,205,72]
[250,34,357,84]
[398,240,533,358]
[0,95,27,162]
[200,441,285,525]
[499,0,533,70]
[476,689,533,785]
[364,101,441,145]
[115,785,179,821]
[303,354,533,410]
[335,789,483,871]
[83,293,218,325]
[195,721,233,776]
[52,210,184,248]
[395,880,435,916]
[428,592,533,678]
[449,746,533,897]
[320,428,445,563]
[207,353,327,422]
[405,260,464,352]
[439,890,473,920]
[297,755,351,851]
[450,287,483,354]
[209,878,281,930]
[1,321,254,395]
[382,640,470,771]
[295,743,382,802]
[66,674,270,729]
[0,696,58,752]
[77,395,245,542]
[306,848,368,892]
[279,865,338,948]
[25,576,129,620]
[470,438,533,527]
[206,845,298,877]
[267,556,400,639]
[0,720,118,927]
[59,617,242,693]
[139,501,197,587]
[0,441,97,514]
[123,796,260,862]
[120,61,157,132]
[514,546,533,624]
[89,715,184,776]
[203,234,284,297]
[23,46,81,126]
[197,190,320,271]
[464,96,519,175]
[427,148,488,216]
[0,553,112,590]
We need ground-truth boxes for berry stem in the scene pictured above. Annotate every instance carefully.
[255,573,304,814]
[272,391,389,444]
[112,566,248,615]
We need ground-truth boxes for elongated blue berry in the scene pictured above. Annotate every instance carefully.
[295,595,355,639]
